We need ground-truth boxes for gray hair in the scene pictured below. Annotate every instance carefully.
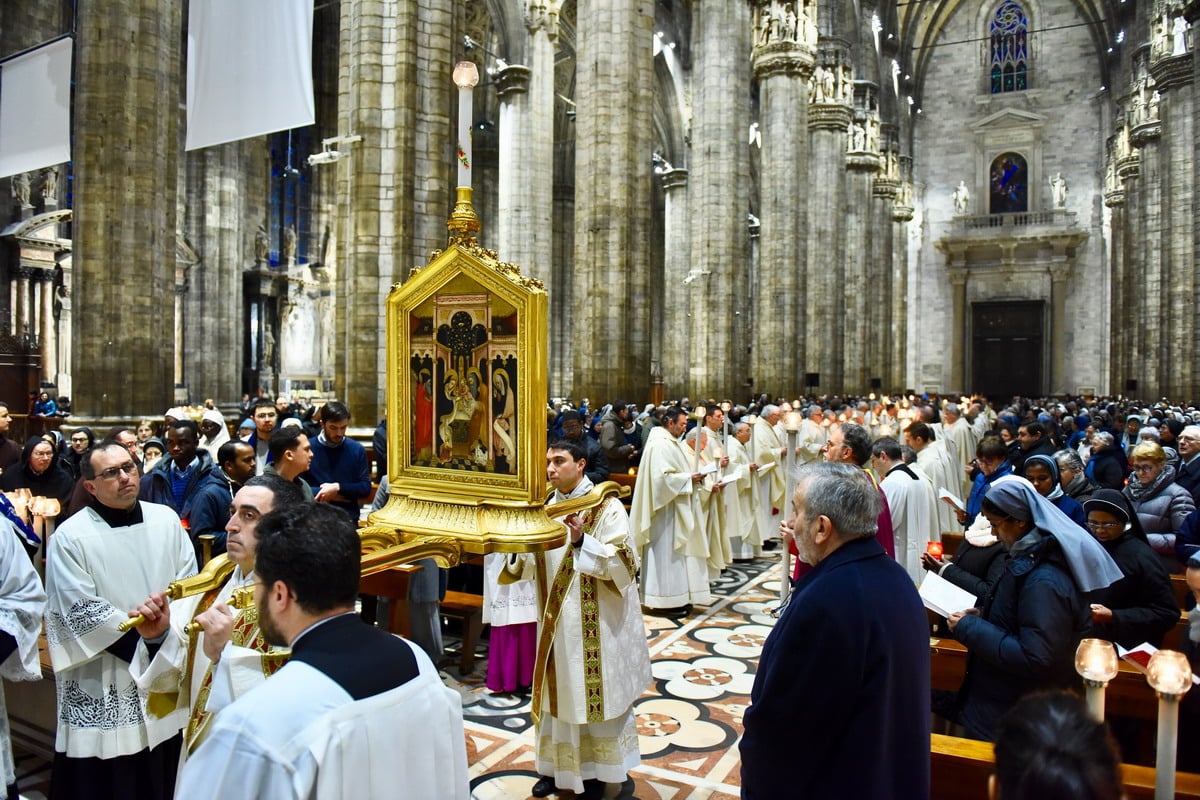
[1092,431,1115,447]
[762,404,780,417]
[794,462,880,541]
[1183,425,1200,440]
[733,421,750,435]
[943,403,961,418]
[1138,427,1160,442]
[900,444,919,464]
[1053,449,1084,473]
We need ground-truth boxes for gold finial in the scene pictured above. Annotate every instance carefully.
[447,186,481,246]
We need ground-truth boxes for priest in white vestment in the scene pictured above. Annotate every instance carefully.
[725,422,759,560]
[941,404,977,497]
[530,440,653,798]
[750,406,786,548]
[177,502,468,800]
[686,428,731,579]
[631,407,710,612]
[871,438,936,583]
[905,422,962,538]
[44,443,198,799]
[0,517,44,797]
[128,475,304,767]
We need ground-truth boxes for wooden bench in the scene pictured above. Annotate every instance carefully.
[440,590,484,674]
[931,733,1200,799]
[1173,574,1193,610]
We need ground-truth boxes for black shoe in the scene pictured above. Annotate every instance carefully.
[531,776,558,798]
[615,776,636,798]
[762,540,779,551]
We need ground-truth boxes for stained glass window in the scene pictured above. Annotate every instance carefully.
[989,1,1028,93]
[990,152,1028,213]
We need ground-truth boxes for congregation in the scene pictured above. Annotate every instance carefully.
[1,389,1200,798]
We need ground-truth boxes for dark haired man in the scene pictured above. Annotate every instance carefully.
[598,400,638,473]
[265,426,315,500]
[905,421,960,535]
[560,409,609,484]
[1015,421,1056,475]
[45,442,196,799]
[130,474,305,770]
[530,439,651,799]
[306,402,371,521]
[176,503,468,799]
[216,440,257,492]
[139,419,231,562]
[247,398,278,475]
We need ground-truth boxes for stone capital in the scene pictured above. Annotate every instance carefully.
[752,43,815,80]
[808,103,852,131]
[496,64,533,101]
[660,167,689,193]
[1131,120,1162,146]
[845,152,881,171]
[1150,51,1194,90]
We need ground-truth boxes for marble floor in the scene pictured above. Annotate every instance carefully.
[12,556,782,800]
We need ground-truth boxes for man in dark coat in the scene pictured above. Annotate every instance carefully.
[1086,431,1129,491]
[1014,421,1056,476]
[741,462,930,799]
[1175,425,1200,503]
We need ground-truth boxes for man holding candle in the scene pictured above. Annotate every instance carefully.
[750,405,786,551]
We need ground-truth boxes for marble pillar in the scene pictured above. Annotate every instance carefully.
[687,0,752,398]
[570,0,655,400]
[870,174,898,392]
[1103,156,1126,396]
[751,9,815,395]
[73,0,181,417]
[659,169,691,397]
[1132,130,1162,397]
[37,270,55,386]
[1116,149,1142,392]
[843,147,879,394]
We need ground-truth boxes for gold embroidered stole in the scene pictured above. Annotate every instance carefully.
[184,600,289,754]
[531,505,604,724]
[143,585,223,721]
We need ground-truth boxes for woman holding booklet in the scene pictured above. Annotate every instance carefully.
[933,478,1124,741]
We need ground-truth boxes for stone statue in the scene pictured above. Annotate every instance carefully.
[840,65,853,103]
[1048,172,1068,208]
[1149,89,1161,120]
[758,7,772,45]
[822,66,836,103]
[1174,15,1189,55]
[262,325,275,369]
[784,3,798,40]
[811,65,826,102]
[282,224,298,263]
[866,118,879,152]
[41,166,58,202]
[850,122,865,151]
[953,180,970,214]
[255,225,270,263]
[1105,158,1117,193]
[12,172,30,208]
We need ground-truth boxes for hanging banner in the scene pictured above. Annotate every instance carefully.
[0,37,72,180]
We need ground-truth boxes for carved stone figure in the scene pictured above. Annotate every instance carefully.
[1174,15,1189,55]
[255,225,270,263]
[812,66,826,102]
[840,65,853,102]
[282,225,297,263]
[784,4,798,40]
[953,180,970,214]
[1149,90,1161,120]
[821,66,836,103]
[12,172,30,208]
[41,166,58,202]
[1048,172,1068,208]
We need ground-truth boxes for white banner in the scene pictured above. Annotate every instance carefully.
[186,0,314,151]
[0,37,73,180]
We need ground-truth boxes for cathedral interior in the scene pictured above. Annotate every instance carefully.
[1,0,1197,425]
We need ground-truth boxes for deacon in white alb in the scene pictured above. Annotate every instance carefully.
[0,516,45,797]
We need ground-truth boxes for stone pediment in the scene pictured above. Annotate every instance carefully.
[969,107,1046,133]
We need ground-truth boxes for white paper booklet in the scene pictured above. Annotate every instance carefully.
[918,571,978,617]
[938,489,965,513]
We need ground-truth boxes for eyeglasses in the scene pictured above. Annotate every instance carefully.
[95,462,138,481]
[1131,464,1158,474]
[70,436,89,443]
[1086,521,1123,531]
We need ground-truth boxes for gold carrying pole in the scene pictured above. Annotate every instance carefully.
[117,555,237,632]
[541,480,630,519]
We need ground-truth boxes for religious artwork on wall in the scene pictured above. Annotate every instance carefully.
[989,152,1028,214]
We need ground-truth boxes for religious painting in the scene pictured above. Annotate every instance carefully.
[384,240,548,510]
[989,152,1028,214]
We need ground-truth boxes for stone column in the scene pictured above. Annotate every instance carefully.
[336,0,420,423]
[73,0,181,417]
[659,169,691,396]
[1131,125,1163,397]
[1153,54,1195,398]
[751,2,815,395]
[892,184,914,391]
[870,168,898,391]
[1116,147,1142,392]
[844,143,880,394]
[688,0,752,398]
[13,268,31,340]
[1048,259,1071,395]
[948,266,968,392]
[37,270,55,386]
[496,6,556,290]
[571,0,655,400]
[1103,158,1126,396]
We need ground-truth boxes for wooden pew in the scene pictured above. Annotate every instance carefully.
[1174,574,1193,611]
[931,733,1200,799]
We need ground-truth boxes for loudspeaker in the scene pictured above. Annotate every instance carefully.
[1124,379,1138,392]
[869,377,882,389]
[805,372,820,388]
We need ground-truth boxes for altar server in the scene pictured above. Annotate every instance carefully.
[0,518,44,799]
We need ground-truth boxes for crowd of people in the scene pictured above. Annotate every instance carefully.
[1,388,1199,798]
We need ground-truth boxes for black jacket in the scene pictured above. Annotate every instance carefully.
[1084,533,1179,649]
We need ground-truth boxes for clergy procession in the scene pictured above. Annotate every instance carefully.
[4,391,1200,797]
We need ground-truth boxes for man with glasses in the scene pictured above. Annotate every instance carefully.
[44,442,197,799]
[129,475,304,775]
[1174,425,1200,503]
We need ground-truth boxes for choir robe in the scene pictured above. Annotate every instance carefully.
[534,478,653,793]
[44,503,196,759]
[725,438,759,559]
[0,519,45,788]
[176,615,468,800]
[943,417,978,497]
[689,441,729,578]
[631,427,710,608]
[750,418,785,543]
[880,464,937,583]
[916,440,963,536]
[129,564,288,764]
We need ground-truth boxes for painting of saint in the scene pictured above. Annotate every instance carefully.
[491,366,516,474]
[413,361,434,461]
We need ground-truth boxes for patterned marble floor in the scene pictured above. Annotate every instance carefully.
[12,556,782,800]
[461,556,781,800]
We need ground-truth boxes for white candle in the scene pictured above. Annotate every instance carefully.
[452,62,479,189]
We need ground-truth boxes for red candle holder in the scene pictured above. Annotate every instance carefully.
[926,541,943,558]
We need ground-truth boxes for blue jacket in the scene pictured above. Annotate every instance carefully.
[139,450,233,559]
[306,436,372,521]
[965,462,1013,525]
[953,532,1087,741]
[741,536,930,799]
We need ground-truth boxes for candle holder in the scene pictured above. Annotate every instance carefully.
[925,541,943,559]
[1146,649,1193,800]
[1074,638,1118,721]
